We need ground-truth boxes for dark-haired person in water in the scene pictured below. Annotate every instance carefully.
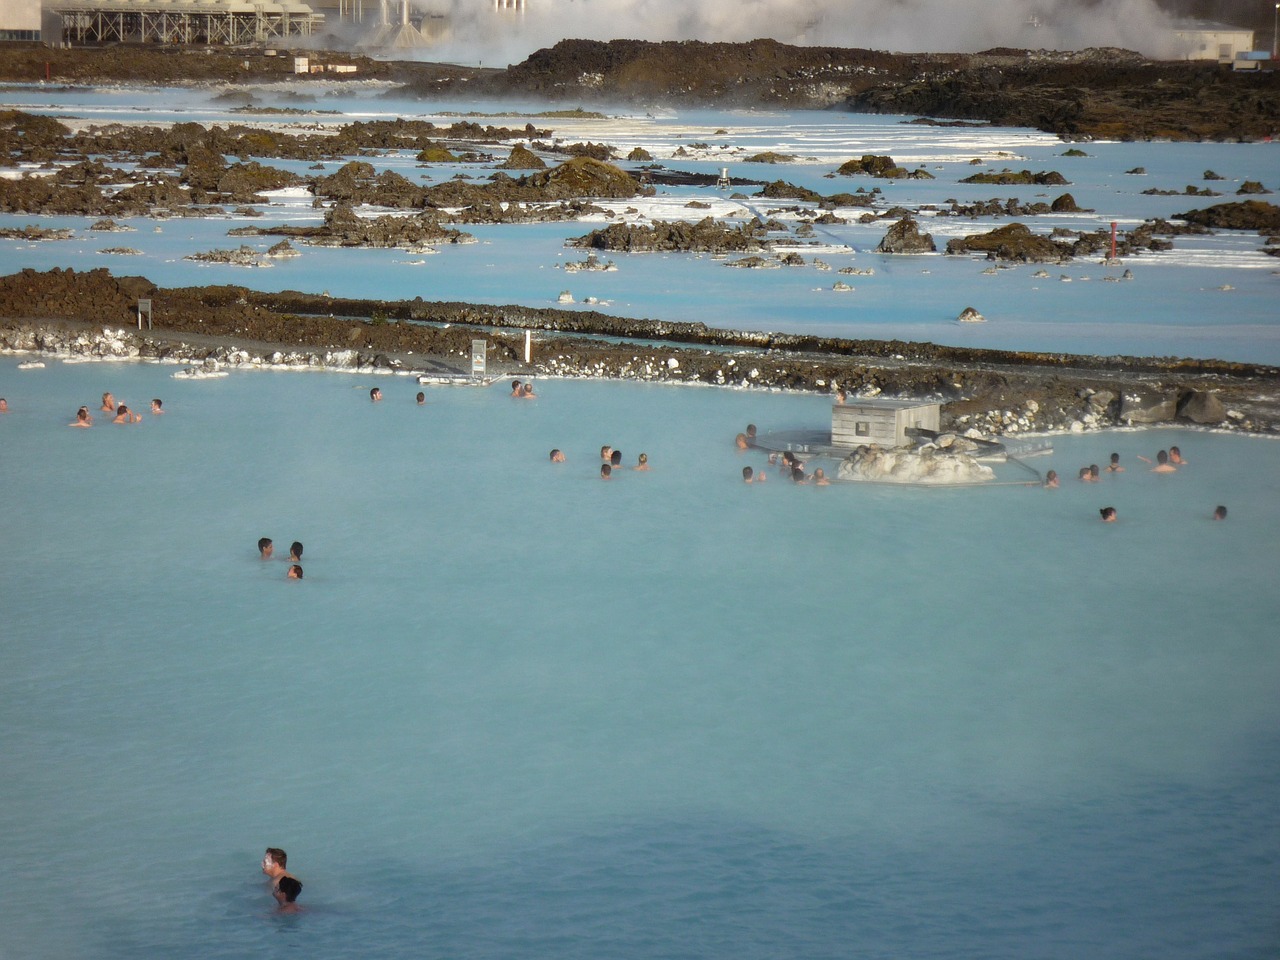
[549,448,565,463]
[1213,505,1227,520]
[263,848,302,910]
[70,407,92,428]
[1100,506,1117,522]
[288,542,303,562]
[287,564,304,580]
[274,876,303,912]
[258,538,274,559]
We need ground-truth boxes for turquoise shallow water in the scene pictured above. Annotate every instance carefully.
[1,358,1277,959]
[1,90,1279,958]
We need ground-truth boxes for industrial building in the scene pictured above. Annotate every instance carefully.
[1171,22,1256,62]
[1,0,44,39]
[6,0,526,49]
[39,0,325,45]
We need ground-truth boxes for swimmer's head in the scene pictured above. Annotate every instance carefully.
[258,538,273,558]
[743,466,753,482]
[1100,506,1117,522]
[511,380,522,392]
[264,848,287,870]
[550,448,564,462]
[1156,450,1169,465]
[1110,453,1120,464]
[116,404,127,416]
[416,392,425,404]
[1213,505,1227,520]
[151,399,162,412]
[610,450,622,466]
[289,542,303,561]
[600,464,612,479]
[600,445,612,461]
[275,876,303,904]
[370,387,382,401]
[746,424,757,438]
[638,453,647,465]
[287,564,303,579]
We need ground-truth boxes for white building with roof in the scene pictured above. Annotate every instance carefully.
[1171,22,1256,62]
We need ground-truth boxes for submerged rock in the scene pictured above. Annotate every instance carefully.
[1174,200,1280,231]
[499,144,546,170]
[945,223,1068,263]
[876,216,936,254]
[572,216,766,254]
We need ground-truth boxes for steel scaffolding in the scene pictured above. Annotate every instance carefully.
[50,0,324,45]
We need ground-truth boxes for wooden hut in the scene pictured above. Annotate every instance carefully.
[832,398,940,450]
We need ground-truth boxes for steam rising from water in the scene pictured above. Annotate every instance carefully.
[406,0,1184,66]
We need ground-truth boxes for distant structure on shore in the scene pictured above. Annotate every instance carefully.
[1171,21,1255,62]
[1,0,41,40]
[40,0,324,46]
[19,0,527,49]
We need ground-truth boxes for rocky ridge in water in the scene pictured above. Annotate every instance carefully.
[1,267,1277,438]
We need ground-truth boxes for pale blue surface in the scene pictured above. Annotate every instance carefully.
[0,89,1278,361]
[1,90,1279,959]
[0,358,1278,959]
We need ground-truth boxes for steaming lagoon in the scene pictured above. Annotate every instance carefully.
[1,88,1279,959]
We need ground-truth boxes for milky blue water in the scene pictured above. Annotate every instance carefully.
[2,86,1278,361]
[1,357,1278,959]
[1,88,1279,959]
